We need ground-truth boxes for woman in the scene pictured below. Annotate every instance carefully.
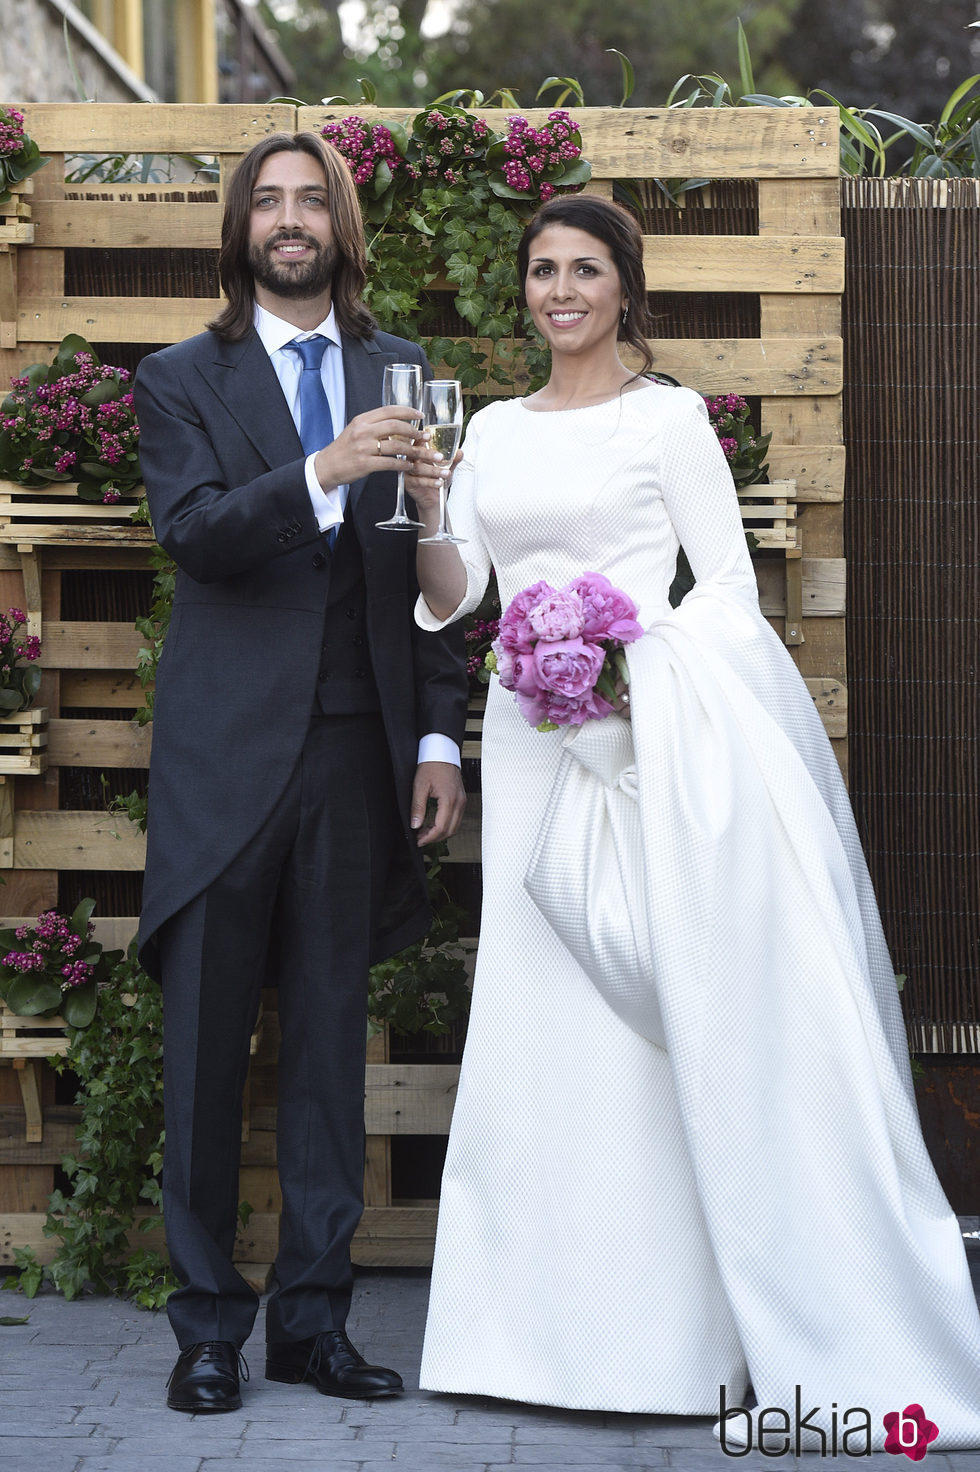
[408,195,980,1447]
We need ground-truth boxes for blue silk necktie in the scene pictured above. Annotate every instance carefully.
[288,335,338,549]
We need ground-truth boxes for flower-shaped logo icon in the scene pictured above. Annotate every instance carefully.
[883,1405,939,1460]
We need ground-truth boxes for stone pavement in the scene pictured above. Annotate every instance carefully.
[3,1260,980,1472]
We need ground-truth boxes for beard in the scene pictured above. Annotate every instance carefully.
[248,232,337,300]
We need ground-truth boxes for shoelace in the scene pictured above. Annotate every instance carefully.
[306,1330,361,1376]
[166,1341,249,1387]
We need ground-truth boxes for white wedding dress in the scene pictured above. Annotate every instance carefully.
[415,386,980,1446]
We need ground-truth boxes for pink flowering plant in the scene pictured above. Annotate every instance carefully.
[0,606,42,717]
[321,103,589,391]
[0,106,48,206]
[702,392,771,489]
[0,899,123,1029]
[487,572,643,731]
[0,334,141,503]
[486,111,589,202]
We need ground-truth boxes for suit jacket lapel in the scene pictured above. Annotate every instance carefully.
[200,331,302,470]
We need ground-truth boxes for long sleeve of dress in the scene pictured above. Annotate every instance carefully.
[415,404,496,631]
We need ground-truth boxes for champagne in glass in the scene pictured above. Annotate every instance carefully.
[418,379,466,546]
[376,362,424,531]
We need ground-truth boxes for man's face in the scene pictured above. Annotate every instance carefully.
[247,149,337,303]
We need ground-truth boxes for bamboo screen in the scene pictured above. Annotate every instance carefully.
[842,178,980,1053]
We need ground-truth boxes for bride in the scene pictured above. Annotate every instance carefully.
[407,194,980,1449]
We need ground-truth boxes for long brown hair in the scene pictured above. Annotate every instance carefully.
[517,195,654,376]
[208,132,375,342]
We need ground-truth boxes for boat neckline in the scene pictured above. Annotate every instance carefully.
[518,382,662,414]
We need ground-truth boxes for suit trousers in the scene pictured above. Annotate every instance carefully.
[158,712,401,1350]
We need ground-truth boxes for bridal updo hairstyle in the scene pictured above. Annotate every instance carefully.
[517,195,654,377]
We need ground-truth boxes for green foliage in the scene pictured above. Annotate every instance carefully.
[368,845,473,1038]
[133,538,176,729]
[323,103,587,400]
[37,945,176,1306]
[662,29,980,183]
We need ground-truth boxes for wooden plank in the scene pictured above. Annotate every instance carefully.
[766,444,845,502]
[0,1208,280,1265]
[38,622,145,669]
[18,296,220,345]
[0,1162,52,1210]
[46,717,151,768]
[20,103,298,154]
[0,1105,80,1164]
[643,236,844,293]
[0,547,153,572]
[756,558,846,618]
[0,917,138,950]
[301,106,841,178]
[364,1063,459,1136]
[436,337,845,397]
[31,199,222,250]
[352,1205,438,1267]
[804,677,847,738]
[443,809,481,865]
[12,811,146,871]
[61,671,147,708]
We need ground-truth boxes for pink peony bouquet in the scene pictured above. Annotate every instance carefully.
[486,572,643,731]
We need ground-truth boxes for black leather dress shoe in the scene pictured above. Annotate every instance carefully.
[166,1340,245,1413]
[265,1330,403,1399]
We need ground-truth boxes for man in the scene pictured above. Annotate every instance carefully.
[134,131,468,1414]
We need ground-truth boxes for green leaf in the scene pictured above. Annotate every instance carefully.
[61,980,97,1029]
[535,76,585,107]
[939,75,980,127]
[357,77,378,105]
[864,109,936,150]
[736,18,756,98]
[5,975,63,1016]
[79,378,120,408]
[0,1315,31,1325]
[605,48,635,107]
[53,334,97,376]
[69,897,97,936]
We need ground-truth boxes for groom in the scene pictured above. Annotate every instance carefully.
[134,131,467,1413]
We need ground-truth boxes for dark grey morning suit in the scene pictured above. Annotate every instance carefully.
[134,326,467,1349]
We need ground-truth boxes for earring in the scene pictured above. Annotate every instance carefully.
[621,304,629,325]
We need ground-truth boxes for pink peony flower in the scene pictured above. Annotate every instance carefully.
[546,688,615,725]
[527,589,584,642]
[497,579,555,653]
[532,637,605,699]
[566,572,643,643]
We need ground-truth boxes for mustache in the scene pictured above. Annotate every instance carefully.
[263,230,321,251]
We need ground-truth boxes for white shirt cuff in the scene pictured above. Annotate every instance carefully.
[418,733,461,768]
[305,452,345,532]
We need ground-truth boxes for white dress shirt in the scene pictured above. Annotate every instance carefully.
[254,303,460,770]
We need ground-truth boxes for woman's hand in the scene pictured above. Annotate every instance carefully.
[404,444,464,516]
[312,405,423,490]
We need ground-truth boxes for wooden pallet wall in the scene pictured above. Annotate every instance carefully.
[0,102,844,1268]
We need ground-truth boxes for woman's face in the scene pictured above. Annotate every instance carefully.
[523,223,627,359]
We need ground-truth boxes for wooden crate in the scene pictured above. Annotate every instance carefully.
[0,1003,68,1147]
[0,479,151,547]
[0,179,34,246]
[0,706,47,776]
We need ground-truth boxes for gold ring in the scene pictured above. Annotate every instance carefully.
[377,439,383,455]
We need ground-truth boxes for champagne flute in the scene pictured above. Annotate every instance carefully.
[417,379,465,546]
[376,362,424,531]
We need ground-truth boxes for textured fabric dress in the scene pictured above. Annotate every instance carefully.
[415,386,980,1446]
